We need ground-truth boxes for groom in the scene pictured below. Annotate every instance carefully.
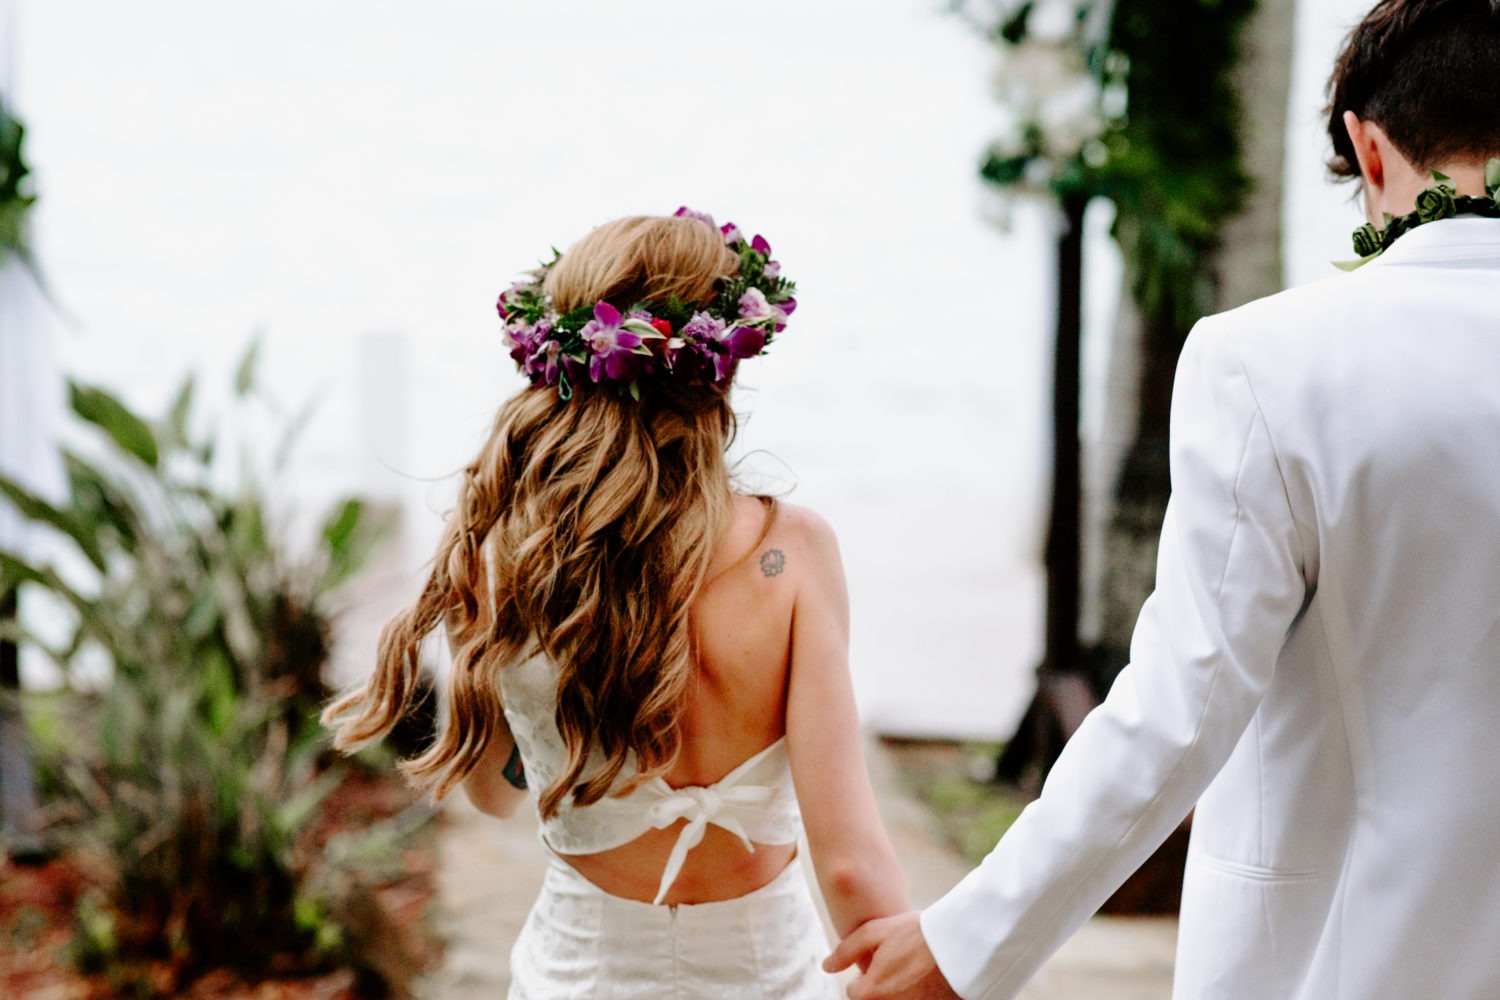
[827,1,1500,997]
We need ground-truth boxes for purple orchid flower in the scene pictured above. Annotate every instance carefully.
[711,354,737,383]
[502,326,527,366]
[579,301,666,383]
[721,222,743,245]
[497,279,535,319]
[723,323,768,359]
[579,302,641,382]
[679,310,766,381]
[764,259,781,279]
[738,289,798,333]
[773,296,796,332]
[504,318,547,367]
[738,288,776,322]
[682,311,727,343]
[751,234,772,256]
[525,339,563,385]
[561,353,589,387]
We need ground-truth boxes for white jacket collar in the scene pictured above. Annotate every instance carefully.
[1368,215,1500,267]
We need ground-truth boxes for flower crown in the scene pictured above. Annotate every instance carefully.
[497,208,798,400]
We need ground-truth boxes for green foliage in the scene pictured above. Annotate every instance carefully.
[68,384,161,469]
[922,774,1031,863]
[0,350,410,993]
[0,94,53,303]
[888,742,1032,864]
[967,0,1256,338]
[0,96,37,275]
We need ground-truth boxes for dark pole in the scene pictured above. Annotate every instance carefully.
[1,586,43,857]
[1044,192,1087,675]
[995,192,1090,786]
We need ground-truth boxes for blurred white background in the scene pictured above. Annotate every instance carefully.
[12,0,1371,736]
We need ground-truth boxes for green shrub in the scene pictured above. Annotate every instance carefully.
[0,347,421,994]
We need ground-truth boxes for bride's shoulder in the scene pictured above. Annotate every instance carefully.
[768,501,837,546]
[717,497,842,583]
[755,501,844,585]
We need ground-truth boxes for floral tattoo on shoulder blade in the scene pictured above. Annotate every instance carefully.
[759,549,786,577]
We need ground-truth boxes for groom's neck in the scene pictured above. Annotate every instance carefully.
[1376,155,1497,219]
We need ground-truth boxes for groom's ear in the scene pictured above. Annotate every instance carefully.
[1343,112,1386,187]
[1343,111,1387,220]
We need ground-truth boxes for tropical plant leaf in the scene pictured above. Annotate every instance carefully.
[182,588,220,640]
[319,498,393,592]
[275,768,342,837]
[322,498,364,555]
[0,550,95,620]
[0,617,64,667]
[200,650,238,737]
[0,474,107,570]
[165,373,197,448]
[62,451,144,554]
[70,382,159,468]
[24,334,417,983]
[0,549,47,590]
[210,563,260,668]
[225,495,269,566]
[234,337,262,397]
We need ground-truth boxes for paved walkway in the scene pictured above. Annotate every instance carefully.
[426,742,1176,999]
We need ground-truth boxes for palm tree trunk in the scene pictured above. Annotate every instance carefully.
[1094,0,1294,682]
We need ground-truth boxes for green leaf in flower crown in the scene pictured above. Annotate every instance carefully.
[1486,158,1500,200]
[70,382,160,468]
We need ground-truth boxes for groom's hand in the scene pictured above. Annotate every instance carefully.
[824,911,961,999]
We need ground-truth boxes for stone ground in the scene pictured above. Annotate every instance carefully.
[421,741,1176,999]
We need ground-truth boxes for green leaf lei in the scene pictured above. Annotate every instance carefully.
[1337,157,1500,271]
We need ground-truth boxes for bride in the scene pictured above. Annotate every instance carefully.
[324,210,907,997]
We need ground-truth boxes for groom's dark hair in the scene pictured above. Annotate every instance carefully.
[1327,0,1500,178]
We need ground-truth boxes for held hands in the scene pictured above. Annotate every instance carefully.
[824,911,962,1000]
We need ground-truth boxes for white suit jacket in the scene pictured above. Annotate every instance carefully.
[922,217,1500,1000]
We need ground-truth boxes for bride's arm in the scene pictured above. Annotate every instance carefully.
[442,598,529,819]
[784,508,909,938]
[460,726,528,818]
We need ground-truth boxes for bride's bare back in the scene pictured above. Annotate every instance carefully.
[464,494,906,933]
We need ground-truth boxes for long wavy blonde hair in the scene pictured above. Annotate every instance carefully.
[323,215,748,817]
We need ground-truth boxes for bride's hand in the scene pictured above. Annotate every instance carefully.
[824,911,961,999]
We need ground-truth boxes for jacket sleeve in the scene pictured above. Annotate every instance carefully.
[920,320,1310,1000]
